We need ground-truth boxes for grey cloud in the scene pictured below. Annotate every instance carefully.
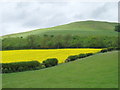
[91,2,118,20]
[0,2,118,36]
[91,3,108,18]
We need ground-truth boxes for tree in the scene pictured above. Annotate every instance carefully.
[54,35,63,48]
[63,34,72,48]
[115,24,120,32]
[27,35,35,49]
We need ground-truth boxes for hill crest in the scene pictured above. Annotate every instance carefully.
[2,20,117,38]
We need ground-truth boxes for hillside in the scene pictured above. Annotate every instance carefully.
[1,20,118,50]
[2,51,118,88]
[2,20,117,38]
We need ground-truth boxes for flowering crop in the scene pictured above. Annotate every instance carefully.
[1,48,102,63]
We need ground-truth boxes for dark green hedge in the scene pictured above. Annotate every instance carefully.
[2,61,42,73]
[78,54,87,58]
[65,53,94,62]
[0,63,2,74]
[100,47,119,53]
[65,55,78,62]
[43,58,58,68]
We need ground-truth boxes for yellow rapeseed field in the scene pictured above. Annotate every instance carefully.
[1,48,102,63]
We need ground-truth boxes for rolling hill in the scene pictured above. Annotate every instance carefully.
[1,20,118,50]
[2,51,118,88]
[2,20,118,38]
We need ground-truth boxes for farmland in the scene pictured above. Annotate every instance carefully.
[1,48,101,63]
[1,20,118,88]
[2,51,118,88]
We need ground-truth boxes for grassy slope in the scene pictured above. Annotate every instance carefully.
[2,20,117,38]
[2,51,118,88]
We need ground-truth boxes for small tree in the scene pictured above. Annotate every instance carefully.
[115,24,120,32]
[42,58,58,67]
[27,35,35,49]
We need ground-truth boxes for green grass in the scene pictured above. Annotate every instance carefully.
[2,20,117,38]
[0,74,1,90]
[2,51,118,88]
[1,20,118,50]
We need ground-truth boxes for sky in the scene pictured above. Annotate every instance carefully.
[0,1,118,36]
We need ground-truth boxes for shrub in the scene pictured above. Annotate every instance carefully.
[65,53,94,63]
[65,55,78,62]
[107,47,115,51]
[115,47,120,50]
[100,49,108,53]
[0,63,2,73]
[115,24,120,32]
[100,47,118,53]
[86,53,93,56]
[78,54,87,58]
[42,58,58,67]
[41,64,46,69]
[2,61,42,73]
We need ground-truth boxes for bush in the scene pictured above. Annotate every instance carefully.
[115,24,120,32]
[78,54,87,58]
[42,58,58,67]
[86,53,93,56]
[41,64,46,69]
[2,61,42,73]
[107,47,115,51]
[114,47,120,50]
[65,55,78,62]
[65,53,94,63]
[0,63,2,73]
[100,49,108,53]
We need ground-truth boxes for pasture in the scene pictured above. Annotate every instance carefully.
[2,51,118,88]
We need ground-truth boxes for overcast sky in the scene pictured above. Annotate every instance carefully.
[0,1,118,36]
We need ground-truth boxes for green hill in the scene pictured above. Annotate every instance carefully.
[2,51,118,88]
[1,20,118,50]
[2,20,117,38]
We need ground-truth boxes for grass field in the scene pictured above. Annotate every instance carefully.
[2,51,118,88]
[1,48,101,63]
